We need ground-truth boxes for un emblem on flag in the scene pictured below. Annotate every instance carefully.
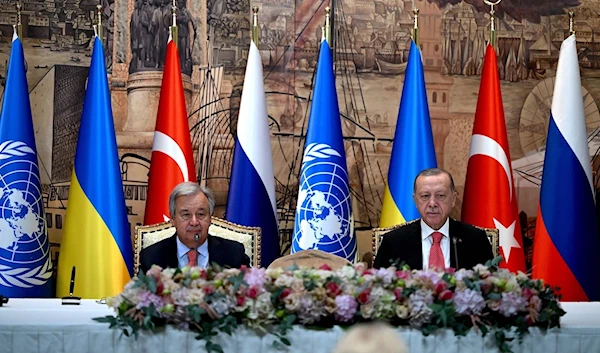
[293,143,356,261]
[0,141,52,288]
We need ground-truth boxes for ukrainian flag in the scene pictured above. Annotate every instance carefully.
[56,37,133,298]
[379,41,437,227]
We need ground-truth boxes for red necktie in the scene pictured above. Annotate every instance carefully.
[187,249,197,267]
[428,232,445,270]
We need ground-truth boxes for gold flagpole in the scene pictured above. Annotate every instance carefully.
[412,8,419,45]
[484,0,501,50]
[96,4,103,41]
[170,0,178,46]
[252,6,259,44]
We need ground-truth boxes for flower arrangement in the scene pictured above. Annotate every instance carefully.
[95,258,565,353]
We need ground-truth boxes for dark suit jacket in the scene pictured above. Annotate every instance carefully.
[373,218,493,270]
[139,234,250,274]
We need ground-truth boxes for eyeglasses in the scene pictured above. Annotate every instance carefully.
[178,212,209,221]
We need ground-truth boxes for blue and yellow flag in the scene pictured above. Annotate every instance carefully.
[379,41,437,227]
[56,37,133,298]
[292,40,357,262]
[0,34,53,297]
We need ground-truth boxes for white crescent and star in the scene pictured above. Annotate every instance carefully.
[493,218,520,262]
[152,131,190,222]
[469,134,520,261]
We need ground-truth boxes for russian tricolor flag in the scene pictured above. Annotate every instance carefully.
[226,41,279,267]
[532,35,600,301]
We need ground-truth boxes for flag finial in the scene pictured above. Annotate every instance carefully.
[252,6,259,44]
[569,11,575,36]
[170,0,178,46]
[16,2,23,39]
[484,0,501,49]
[324,6,331,47]
[96,4,103,41]
[412,8,419,45]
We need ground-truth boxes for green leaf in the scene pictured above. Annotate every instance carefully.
[93,316,116,323]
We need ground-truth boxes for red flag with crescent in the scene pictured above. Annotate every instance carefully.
[461,44,526,272]
[144,40,196,225]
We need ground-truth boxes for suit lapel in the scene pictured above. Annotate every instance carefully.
[207,236,223,267]
[165,234,179,269]
[407,222,423,270]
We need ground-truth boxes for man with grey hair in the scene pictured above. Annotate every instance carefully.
[139,182,249,273]
[374,168,493,270]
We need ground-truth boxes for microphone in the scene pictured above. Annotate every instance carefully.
[61,266,81,305]
[452,237,460,270]
[194,233,200,248]
[69,266,76,296]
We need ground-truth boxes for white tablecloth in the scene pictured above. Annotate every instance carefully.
[1,299,600,353]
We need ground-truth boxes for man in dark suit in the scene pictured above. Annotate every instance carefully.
[374,168,493,270]
[140,182,250,274]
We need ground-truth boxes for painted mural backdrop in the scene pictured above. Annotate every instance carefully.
[2,0,600,270]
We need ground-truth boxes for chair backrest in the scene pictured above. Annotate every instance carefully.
[371,220,500,261]
[133,217,262,273]
[268,249,351,270]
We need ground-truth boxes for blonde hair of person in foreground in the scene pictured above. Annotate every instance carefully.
[332,322,409,353]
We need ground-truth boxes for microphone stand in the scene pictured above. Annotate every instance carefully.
[452,237,460,269]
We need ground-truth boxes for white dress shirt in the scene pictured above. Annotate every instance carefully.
[176,236,209,269]
[421,218,451,270]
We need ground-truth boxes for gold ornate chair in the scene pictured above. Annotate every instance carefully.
[371,220,500,261]
[133,217,262,273]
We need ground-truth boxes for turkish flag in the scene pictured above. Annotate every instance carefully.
[462,45,526,272]
[144,40,196,225]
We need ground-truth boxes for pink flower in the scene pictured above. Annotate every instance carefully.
[439,289,453,301]
[357,288,371,304]
[396,270,411,279]
[393,287,403,300]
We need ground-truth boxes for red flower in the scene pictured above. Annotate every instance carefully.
[393,287,403,300]
[236,296,246,306]
[247,286,259,299]
[522,287,533,301]
[357,289,371,304]
[280,288,292,299]
[156,281,164,295]
[525,314,535,326]
[199,269,208,280]
[439,289,453,301]
[203,286,215,295]
[326,282,341,297]
[319,264,332,271]
[434,281,448,294]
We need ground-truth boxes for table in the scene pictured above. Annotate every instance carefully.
[1,299,599,353]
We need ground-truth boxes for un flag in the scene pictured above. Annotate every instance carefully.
[292,40,357,262]
[0,36,52,297]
